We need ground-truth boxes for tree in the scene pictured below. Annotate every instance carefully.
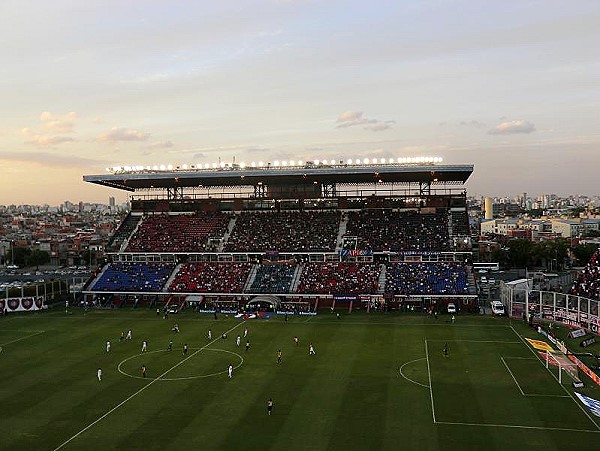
[26,249,50,269]
[10,247,30,267]
[571,244,599,266]
[507,239,535,268]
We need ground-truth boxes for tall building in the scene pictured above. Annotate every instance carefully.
[109,197,115,207]
[484,197,493,220]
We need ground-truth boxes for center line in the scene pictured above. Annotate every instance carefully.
[53,321,245,451]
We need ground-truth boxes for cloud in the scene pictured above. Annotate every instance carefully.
[365,122,394,132]
[0,150,106,167]
[488,120,536,135]
[460,120,486,128]
[19,112,79,147]
[97,127,151,142]
[146,140,174,149]
[25,135,74,146]
[40,111,78,133]
[336,111,394,132]
[337,111,364,124]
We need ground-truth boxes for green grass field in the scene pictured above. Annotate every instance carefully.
[1,309,600,451]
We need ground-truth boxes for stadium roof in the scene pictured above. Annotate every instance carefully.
[83,163,474,192]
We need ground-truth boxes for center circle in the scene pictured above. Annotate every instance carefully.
[117,348,244,381]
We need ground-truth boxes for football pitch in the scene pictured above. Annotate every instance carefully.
[1,310,599,451]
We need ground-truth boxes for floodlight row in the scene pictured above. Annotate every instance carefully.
[106,156,443,174]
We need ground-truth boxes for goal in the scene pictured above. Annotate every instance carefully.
[543,350,580,384]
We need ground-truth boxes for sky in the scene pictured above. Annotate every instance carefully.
[0,0,599,205]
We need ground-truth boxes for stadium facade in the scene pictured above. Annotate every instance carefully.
[82,159,478,314]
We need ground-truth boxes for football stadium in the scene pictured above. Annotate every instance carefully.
[2,158,600,450]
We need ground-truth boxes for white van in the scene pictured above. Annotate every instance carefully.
[491,301,505,316]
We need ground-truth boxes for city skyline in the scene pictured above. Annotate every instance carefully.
[1,1,599,205]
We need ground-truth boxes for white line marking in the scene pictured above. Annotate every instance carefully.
[501,357,526,396]
[53,321,245,451]
[399,357,429,388]
[510,325,600,431]
[117,348,244,381]
[427,339,520,343]
[502,356,535,360]
[424,340,436,423]
[436,420,599,433]
[0,330,45,346]
[502,356,569,398]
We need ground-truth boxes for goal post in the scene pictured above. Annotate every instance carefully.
[544,350,580,384]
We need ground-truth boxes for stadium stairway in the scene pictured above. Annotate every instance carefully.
[243,264,259,292]
[87,263,110,291]
[466,265,477,295]
[163,263,183,291]
[290,264,304,292]
[219,216,238,252]
[378,264,387,293]
[119,216,144,252]
[335,214,348,251]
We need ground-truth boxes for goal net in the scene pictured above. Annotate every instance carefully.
[542,350,580,384]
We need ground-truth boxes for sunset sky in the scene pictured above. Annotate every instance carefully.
[1,0,599,205]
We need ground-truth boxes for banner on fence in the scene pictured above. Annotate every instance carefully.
[575,392,600,417]
[3,297,44,313]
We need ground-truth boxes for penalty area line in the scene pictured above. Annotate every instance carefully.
[0,330,46,347]
[436,420,600,433]
[53,321,245,451]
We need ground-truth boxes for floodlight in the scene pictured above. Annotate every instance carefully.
[251,161,256,167]
[330,159,335,165]
[182,164,188,169]
[372,158,378,164]
[240,162,246,168]
[363,158,369,164]
[273,160,280,166]
[159,165,166,170]
[258,161,264,167]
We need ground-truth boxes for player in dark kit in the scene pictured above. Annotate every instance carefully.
[245,340,250,352]
[183,343,188,355]
[443,343,448,357]
[267,398,273,415]
[277,349,282,364]
[141,365,147,378]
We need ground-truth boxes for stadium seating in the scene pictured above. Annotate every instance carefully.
[169,262,252,293]
[224,211,340,252]
[384,262,468,295]
[570,249,600,301]
[126,213,229,253]
[296,262,381,294]
[344,210,450,252]
[106,213,141,252]
[249,263,296,293]
[92,262,175,292]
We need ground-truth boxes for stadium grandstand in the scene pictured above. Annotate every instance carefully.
[82,157,478,314]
